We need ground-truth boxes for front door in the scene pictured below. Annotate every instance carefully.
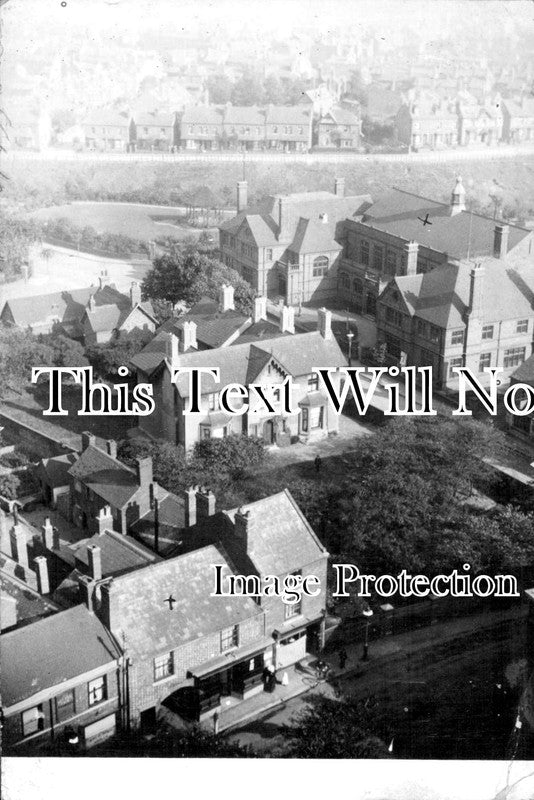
[263,419,275,444]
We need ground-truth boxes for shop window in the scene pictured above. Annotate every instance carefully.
[21,705,45,737]
[154,652,174,682]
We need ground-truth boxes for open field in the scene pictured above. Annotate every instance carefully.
[4,153,534,218]
[27,202,220,241]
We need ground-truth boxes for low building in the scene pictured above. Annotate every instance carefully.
[316,105,362,150]
[82,109,133,151]
[376,257,534,388]
[34,453,78,509]
[132,110,179,151]
[1,605,123,755]
[265,105,313,152]
[456,98,503,146]
[178,105,224,150]
[395,97,458,150]
[502,98,534,144]
[1,276,156,342]
[221,105,266,151]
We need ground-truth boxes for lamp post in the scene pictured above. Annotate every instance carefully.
[347,331,355,367]
[362,606,373,661]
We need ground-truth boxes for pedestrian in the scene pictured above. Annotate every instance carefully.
[338,647,348,670]
[314,455,322,474]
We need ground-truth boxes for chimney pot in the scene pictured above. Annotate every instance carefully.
[196,486,216,518]
[219,284,235,312]
[87,544,103,581]
[81,431,96,452]
[183,486,197,527]
[253,295,267,324]
[96,505,113,535]
[279,305,295,334]
[317,307,332,340]
[42,517,54,550]
[129,281,142,308]
[12,524,29,569]
[493,223,509,259]
[235,507,252,551]
[106,440,117,459]
[135,457,153,489]
[182,320,197,351]
[34,556,50,595]
[404,240,419,275]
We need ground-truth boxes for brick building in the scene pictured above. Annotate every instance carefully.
[395,96,458,150]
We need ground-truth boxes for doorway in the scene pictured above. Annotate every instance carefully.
[263,419,275,444]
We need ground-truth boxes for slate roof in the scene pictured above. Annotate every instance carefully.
[84,300,155,334]
[180,105,223,125]
[1,604,121,707]
[265,106,311,125]
[172,330,347,397]
[134,111,176,128]
[220,191,372,249]
[361,188,530,258]
[73,528,158,577]
[68,445,139,509]
[104,544,262,658]
[319,106,361,126]
[223,489,327,577]
[35,453,78,488]
[223,105,266,126]
[0,571,59,630]
[389,258,534,329]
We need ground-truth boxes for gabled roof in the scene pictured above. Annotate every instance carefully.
[361,188,530,258]
[223,489,327,576]
[68,445,139,509]
[172,330,347,397]
[291,217,344,255]
[180,105,223,125]
[84,300,155,334]
[104,544,262,657]
[134,110,175,127]
[35,453,78,488]
[73,528,159,577]
[387,258,534,329]
[319,106,361,126]
[510,353,534,384]
[265,105,311,125]
[1,284,130,329]
[1,604,121,707]
[223,105,266,125]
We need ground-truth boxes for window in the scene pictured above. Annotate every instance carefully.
[517,319,529,334]
[221,625,239,651]
[154,652,174,682]
[372,245,384,270]
[285,571,303,619]
[55,690,75,722]
[416,319,427,337]
[301,406,309,432]
[360,240,370,265]
[353,279,363,295]
[386,307,403,327]
[308,373,319,391]
[310,406,324,429]
[503,347,526,369]
[207,392,217,410]
[265,248,273,261]
[88,675,107,706]
[200,425,211,440]
[385,251,396,274]
[451,329,464,345]
[429,325,441,344]
[482,325,494,340]
[449,357,463,378]
[479,353,492,371]
[313,255,329,277]
[340,272,350,289]
[21,705,45,737]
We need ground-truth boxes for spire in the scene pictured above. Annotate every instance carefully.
[450,175,466,215]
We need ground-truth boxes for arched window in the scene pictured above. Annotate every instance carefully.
[313,256,329,277]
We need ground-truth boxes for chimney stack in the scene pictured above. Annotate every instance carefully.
[182,320,197,351]
[468,263,485,318]
[219,284,235,312]
[334,177,345,197]
[87,544,102,581]
[81,431,96,452]
[88,294,96,312]
[493,223,509,259]
[234,507,252,551]
[106,440,117,459]
[253,295,267,324]
[279,305,295,334]
[278,197,292,241]
[129,281,142,308]
[237,180,248,213]
[183,486,197,527]
[165,332,180,371]
[404,241,419,275]
[136,457,153,490]
[34,556,50,595]
[41,517,55,550]
[196,486,216,518]
[12,524,29,570]
[98,269,111,289]
[78,574,95,612]
[317,307,332,340]
[96,505,113,535]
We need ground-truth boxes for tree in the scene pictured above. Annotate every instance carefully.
[0,213,41,281]
[206,74,233,104]
[117,438,187,493]
[0,473,21,500]
[231,68,265,106]
[39,331,88,368]
[85,328,153,380]
[107,723,253,758]
[191,434,265,482]
[0,326,55,395]
[281,695,389,758]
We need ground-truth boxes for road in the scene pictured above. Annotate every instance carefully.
[225,607,532,759]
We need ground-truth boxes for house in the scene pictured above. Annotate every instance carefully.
[7,108,52,151]
[221,105,266,150]
[264,105,313,152]
[395,96,458,150]
[135,307,346,450]
[339,179,533,317]
[65,433,183,537]
[0,275,156,342]
[502,98,534,143]
[376,257,534,388]
[219,179,372,302]
[80,487,328,731]
[34,453,78,509]
[316,105,362,150]
[1,604,123,754]
[456,97,503,146]
[506,355,534,441]
[131,110,179,151]
[178,105,223,150]
[82,108,133,151]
